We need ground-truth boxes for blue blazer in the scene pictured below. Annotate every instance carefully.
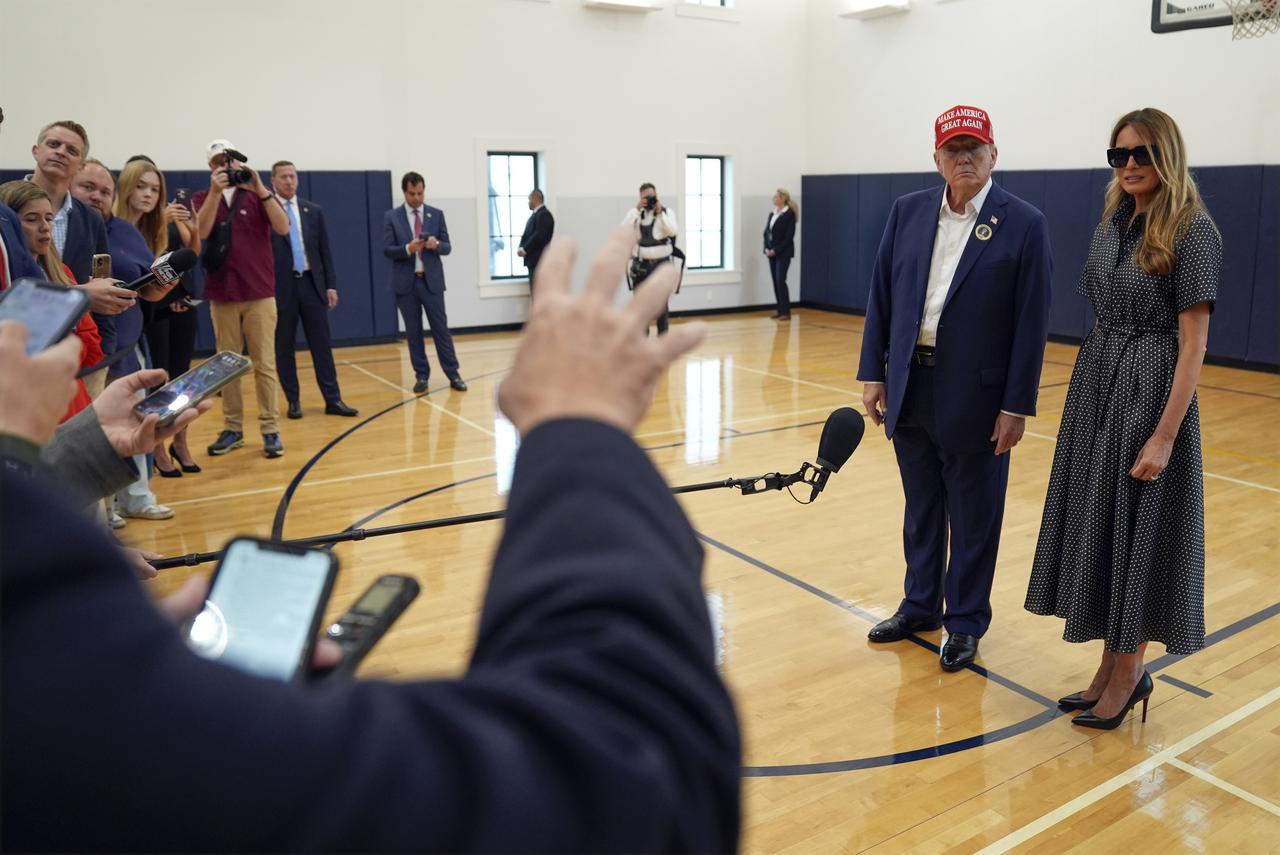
[1,419,740,852]
[0,203,44,282]
[382,204,450,296]
[271,197,338,298]
[857,182,1052,453]
[62,197,110,284]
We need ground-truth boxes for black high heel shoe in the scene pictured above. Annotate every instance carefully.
[1072,671,1153,730]
[172,443,201,474]
[155,459,183,478]
[1057,691,1099,712]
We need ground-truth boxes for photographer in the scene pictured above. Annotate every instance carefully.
[621,182,678,335]
[192,140,290,459]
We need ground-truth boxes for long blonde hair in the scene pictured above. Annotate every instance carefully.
[113,159,168,255]
[776,188,800,223]
[1102,108,1214,276]
[0,180,76,285]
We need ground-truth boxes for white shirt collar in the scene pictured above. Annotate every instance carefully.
[940,177,993,220]
[774,205,789,215]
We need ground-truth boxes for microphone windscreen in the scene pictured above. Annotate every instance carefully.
[167,247,199,273]
[815,407,864,472]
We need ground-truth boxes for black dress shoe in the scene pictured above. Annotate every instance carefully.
[1073,672,1153,730]
[287,400,304,420]
[867,612,943,643]
[1058,691,1100,711]
[412,378,429,395]
[171,443,201,473]
[940,632,979,672]
[324,400,359,417]
[449,377,468,392]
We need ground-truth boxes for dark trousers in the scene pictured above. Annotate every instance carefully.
[396,277,460,381]
[631,258,670,335]
[768,255,792,317]
[144,305,199,383]
[890,364,1009,638]
[275,271,341,404]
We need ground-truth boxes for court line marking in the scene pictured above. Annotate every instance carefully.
[164,455,499,508]
[1156,674,1214,698]
[1166,757,1280,817]
[344,362,496,437]
[973,685,1280,854]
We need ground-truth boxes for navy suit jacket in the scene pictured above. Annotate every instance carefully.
[857,182,1052,453]
[271,197,337,299]
[763,208,796,259]
[0,202,44,282]
[382,204,450,296]
[62,196,110,284]
[519,206,555,271]
[1,419,741,853]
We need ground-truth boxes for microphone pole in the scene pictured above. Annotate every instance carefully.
[149,471,805,571]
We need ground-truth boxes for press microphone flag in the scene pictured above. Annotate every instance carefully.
[121,248,197,291]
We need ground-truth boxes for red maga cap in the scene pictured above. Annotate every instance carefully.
[934,105,994,149]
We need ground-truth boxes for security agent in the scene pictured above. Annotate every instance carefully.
[0,230,741,853]
[620,182,678,335]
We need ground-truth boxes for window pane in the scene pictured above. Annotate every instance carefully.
[702,195,721,232]
[686,157,701,190]
[702,159,721,195]
[510,155,535,196]
[488,155,510,197]
[686,195,702,232]
[703,231,721,268]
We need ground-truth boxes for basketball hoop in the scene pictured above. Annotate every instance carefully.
[1221,0,1280,39]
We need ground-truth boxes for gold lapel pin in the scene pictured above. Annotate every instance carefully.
[975,223,993,241]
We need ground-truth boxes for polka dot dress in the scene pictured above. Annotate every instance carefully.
[1025,197,1221,654]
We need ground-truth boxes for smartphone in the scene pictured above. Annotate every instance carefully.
[186,538,339,682]
[180,296,204,308]
[0,279,91,356]
[91,253,112,280]
[133,350,252,427]
[174,188,190,210]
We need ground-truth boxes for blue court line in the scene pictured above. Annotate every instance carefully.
[1146,602,1280,674]
[1157,675,1214,698]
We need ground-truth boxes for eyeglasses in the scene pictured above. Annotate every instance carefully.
[1106,145,1160,168]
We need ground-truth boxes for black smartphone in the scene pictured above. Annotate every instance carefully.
[185,537,339,683]
[133,350,252,427]
[174,188,191,210]
[0,279,90,356]
[91,253,112,280]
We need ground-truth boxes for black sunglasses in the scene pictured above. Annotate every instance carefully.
[1106,145,1160,168]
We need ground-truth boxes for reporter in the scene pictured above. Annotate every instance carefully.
[1,228,739,853]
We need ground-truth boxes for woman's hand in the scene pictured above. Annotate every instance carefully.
[1130,433,1174,481]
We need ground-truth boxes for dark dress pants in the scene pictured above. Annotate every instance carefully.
[144,304,199,384]
[768,255,792,318]
[396,276,460,381]
[890,364,1009,638]
[275,271,341,404]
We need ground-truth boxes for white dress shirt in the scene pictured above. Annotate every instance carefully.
[621,207,679,260]
[918,177,992,347]
[767,205,789,233]
[278,195,309,272]
[405,204,425,273]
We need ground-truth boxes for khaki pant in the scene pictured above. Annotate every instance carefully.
[210,297,279,435]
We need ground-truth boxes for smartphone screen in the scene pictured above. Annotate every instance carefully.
[187,539,337,681]
[0,280,90,356]
[134,351,250,426]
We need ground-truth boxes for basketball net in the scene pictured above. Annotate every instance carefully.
[1222,0,1280,39]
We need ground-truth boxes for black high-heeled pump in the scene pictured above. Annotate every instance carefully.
[1057,691,1099,712]
[171,443,201,473]
[1072,671,1153,730]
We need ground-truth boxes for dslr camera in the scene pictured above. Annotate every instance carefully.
[643,195,658,211]
[221,148,255,186]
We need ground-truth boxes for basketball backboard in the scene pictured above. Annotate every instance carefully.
[1151,0,1233,32]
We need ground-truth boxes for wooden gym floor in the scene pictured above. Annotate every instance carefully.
[134,309,1279,853]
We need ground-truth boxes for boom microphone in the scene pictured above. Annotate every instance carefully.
[734,407,865,502]
[121,248,198,291]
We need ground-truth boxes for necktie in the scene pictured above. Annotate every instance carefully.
[286,200,305,274]
[413,209,422,240]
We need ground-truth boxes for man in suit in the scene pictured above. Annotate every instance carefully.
[26,120,134,317]
[269,161,357,420]
[517,188,554,285]
[0,230,740,853]
[382,172,466,394]
[857,105,1051,672]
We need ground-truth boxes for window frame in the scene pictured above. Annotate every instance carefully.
[474,138,556,298]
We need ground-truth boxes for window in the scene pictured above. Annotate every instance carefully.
[684,156,724,270]
[685,0,729,5]
[487,152,539,280]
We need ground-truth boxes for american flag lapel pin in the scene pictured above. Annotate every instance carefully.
[990,215,999,225]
